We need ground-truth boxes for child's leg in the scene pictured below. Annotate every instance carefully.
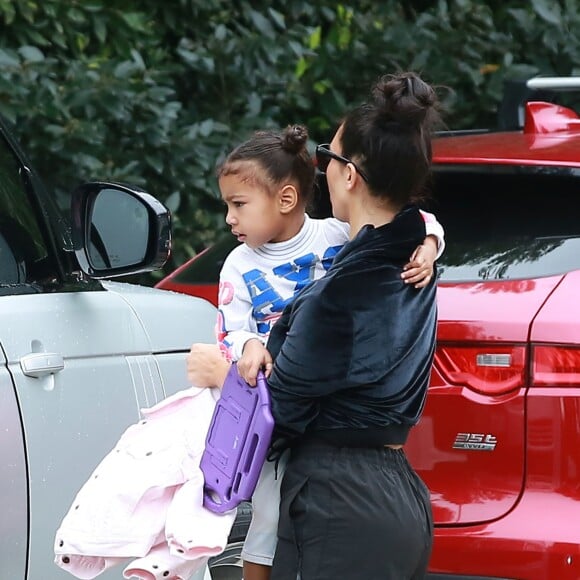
[241,454,287,580]
[243,561,272,580]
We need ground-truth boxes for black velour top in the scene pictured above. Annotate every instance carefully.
[266,205,437,447]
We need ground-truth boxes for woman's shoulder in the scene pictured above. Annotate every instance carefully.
[294,266,354,314]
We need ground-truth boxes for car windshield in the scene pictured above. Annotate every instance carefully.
[432,167,580,282]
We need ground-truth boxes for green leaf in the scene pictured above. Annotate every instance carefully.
[199,119,214,137]
[165,191,181,213]
[67,8,87,25]
[542,28,560,53]
[215,24,227,41]
[309,26,321,50]
[26,28,50,46]
[411,49,429,70]
[247,92,262,116]
[313,80,329,95]
[45,124,67,137]
[18,45,44,63]
[531,0,562,26]
[118,11,148,32]
[131,49,146,71]
[94,17,107,44]
[295,56,308,79]
[114,60,140,79]
[0,1,16,25]
[249,10,275,40]
[0,49,20,68]
[83,2,104,13]
[268,8,285,30]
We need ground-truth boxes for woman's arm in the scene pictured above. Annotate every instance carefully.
[267,285,354,439]
[187,343,230,388]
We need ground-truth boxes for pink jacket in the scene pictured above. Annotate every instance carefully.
[54,386,236,580]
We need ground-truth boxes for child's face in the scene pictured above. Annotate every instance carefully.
[219,173,289,249]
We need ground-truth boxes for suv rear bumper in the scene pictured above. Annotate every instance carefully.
[429,491,580,579]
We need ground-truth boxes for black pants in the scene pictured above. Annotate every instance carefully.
[271,443,433,580]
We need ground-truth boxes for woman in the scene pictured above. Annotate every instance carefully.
[189,70,440,579]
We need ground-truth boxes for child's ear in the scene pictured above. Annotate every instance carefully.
[278,184,299,214]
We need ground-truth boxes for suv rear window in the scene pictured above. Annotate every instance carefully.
[431,167,580,282]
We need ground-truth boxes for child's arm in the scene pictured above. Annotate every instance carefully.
[237,338,273,386]
[401,235,438,288]
[421,209,445,259]
[401,210,445,289]
[216,255,264,362]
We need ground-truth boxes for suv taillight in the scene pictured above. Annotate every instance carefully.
[434,345,526,395]
[532,345,580,387]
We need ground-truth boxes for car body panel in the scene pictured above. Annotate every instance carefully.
[156,277,218,306]
[101,281,217,353]
[0,287,215,580]
[0,345,28,580]
[434,130,580,167]
[436,276,563,342]
[433,100,580,167]
[430,484,580,580]
[404,275,564,525]
[406,386,527,525]
[530,271,580,344]
[429,388,580,579]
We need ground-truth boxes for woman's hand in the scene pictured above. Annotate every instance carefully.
[187,343,230,388]
[401,234,438,288]
[237,338,273,386]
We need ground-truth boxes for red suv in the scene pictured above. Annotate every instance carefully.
[157,78,580,580]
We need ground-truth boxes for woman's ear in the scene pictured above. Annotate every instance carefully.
[345,163,361,190]
[278,184,299,214]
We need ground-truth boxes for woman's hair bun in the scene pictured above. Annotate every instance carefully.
[282,124,309,154]
[372,72,439,127]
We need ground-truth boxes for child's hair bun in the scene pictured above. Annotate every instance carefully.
[372,72,439,128]
[282,124,309,154]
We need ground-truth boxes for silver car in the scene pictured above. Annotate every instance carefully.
[0,117,245,579]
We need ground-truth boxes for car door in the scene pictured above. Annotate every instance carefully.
[0,127,214,580]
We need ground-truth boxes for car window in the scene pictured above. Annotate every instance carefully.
[432,167,580,282]
[0,133,54,288]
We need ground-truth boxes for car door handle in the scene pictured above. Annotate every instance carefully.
[20,353,65,378]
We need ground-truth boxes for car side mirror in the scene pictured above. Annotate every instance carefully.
[71,182,171,279]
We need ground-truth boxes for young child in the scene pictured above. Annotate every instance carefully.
[213,124,445,580]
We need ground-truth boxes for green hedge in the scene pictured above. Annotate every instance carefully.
[0,0,578,278]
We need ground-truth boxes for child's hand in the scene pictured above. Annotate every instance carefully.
[402,234,438,289]
[237,339,273,387]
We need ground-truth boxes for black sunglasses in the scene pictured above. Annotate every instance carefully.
[315,143,369,182]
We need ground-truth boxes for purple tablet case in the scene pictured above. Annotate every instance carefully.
[200,363,274,513]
